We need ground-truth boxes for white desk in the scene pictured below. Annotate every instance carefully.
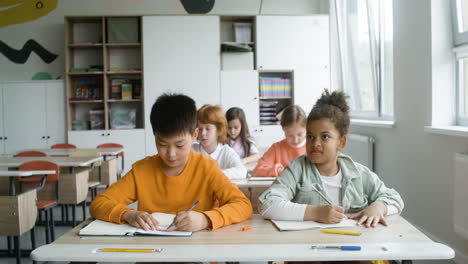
[0,156,102,170]
[0,170,56,195]
[15,147,123,157]
[30,215,454,262]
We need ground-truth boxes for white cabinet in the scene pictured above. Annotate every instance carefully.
[0,81,65,154]
[143,16,221,154]
[256,16,330,113]
[220,71,259,126]
[251,125,284,149]
[68,129,146,175]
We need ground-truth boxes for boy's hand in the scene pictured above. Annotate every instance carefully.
[122,210,159,231]
[348,201,388,228]
[305,204,346,223]
[172,211,210,232]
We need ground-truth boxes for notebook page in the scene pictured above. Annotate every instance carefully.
[79,219,135,236]
[271,218,357,231]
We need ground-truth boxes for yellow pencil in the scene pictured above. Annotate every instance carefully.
[321,229,361,236]
[100,248,156,253]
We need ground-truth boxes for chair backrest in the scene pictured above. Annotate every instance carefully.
[51,143,77,149]
[18,160,60,183]
[97,143,124,156]
[16,150,47,157]
[69,150,102,167]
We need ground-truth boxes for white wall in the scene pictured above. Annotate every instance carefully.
[0,0,327,81]
[350,0,467,263]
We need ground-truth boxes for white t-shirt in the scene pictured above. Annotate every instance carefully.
[192,142,247,180]
[228,137,259,158]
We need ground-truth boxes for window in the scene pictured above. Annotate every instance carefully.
[453,0,468,125]
[333,0,393,119]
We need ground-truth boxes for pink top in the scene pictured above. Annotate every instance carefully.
[252,139,306,177]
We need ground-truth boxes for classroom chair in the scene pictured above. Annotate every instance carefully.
[51,143,77,149]
[97,142,124,179]
[18,160,60,245]
[15,150,47,157]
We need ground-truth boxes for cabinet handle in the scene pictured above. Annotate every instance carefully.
[260,129,263,132]
[0,137,3,140]
[101,133,105,136]
[107,133,110,136]
[253,97,257,100]
[4,137,6,140]
[47,136,50,139]
[42,136,46,139]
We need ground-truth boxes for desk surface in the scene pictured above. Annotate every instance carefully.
[31,215,454,262]
[16,147,123,156]
[232,178,274,188]
[0,156,102,167]
[0,170,56,177]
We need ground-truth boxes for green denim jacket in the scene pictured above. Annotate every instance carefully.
[259,154,404,214]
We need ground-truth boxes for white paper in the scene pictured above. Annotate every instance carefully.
[271,218,357,231]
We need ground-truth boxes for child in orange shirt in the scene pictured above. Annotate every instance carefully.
[90,94,252,231]
[253,105,307,177]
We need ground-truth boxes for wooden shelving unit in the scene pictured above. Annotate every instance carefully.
[258,71,294,125]
[64,16,144,131]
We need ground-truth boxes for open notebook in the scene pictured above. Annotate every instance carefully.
[79,212,192,237]
[271,218,357,231]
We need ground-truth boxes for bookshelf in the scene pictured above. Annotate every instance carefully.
[220,16,255,70]
[65,16,144,131]
[258,71,294,125]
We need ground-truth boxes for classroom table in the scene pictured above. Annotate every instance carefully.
[0,156,102,172]
[15,147,123,157]
[30,214,454,262]
[0,170,56,195]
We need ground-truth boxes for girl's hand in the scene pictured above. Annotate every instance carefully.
[121,210,159,231]
[305,204,346,223]
[348,201,388,228]
[172,211,210,232]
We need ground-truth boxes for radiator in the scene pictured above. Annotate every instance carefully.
[454,153,468,240]
[342,134,375,171]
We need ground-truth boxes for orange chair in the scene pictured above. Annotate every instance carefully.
[15,150,47,157]
[97,143,124,179]
[18,160,60,245]
[51,143,77,149]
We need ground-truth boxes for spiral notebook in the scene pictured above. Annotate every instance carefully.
[79,212,192,237]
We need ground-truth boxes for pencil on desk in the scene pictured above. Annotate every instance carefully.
[321,229,361,236]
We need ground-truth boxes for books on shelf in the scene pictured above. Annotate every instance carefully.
[79,213,192,237]
[259,77,292,98]
[70,76,103,100]
[121,83,133,100]
[110,79,141,100]
[110,108,136,129]
[89,109,104,130]
[110,79,125,99]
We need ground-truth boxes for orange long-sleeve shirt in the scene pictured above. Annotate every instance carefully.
[252,139,306,177]
[90,151,253,230]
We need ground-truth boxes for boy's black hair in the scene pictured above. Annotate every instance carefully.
[150,93,197,137]
[308,89,350,136]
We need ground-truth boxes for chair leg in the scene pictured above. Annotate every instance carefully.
[72,204,77,227]
[30,226,36,249]
[82,200,87,221]
[14,235,20,264]
[61,204,65,224]
[44,210,50,244]
[7,236,12,254]
[65,205,69,224]
[50,208,55,241]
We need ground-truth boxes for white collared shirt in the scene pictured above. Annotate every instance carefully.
[192,142,247,180]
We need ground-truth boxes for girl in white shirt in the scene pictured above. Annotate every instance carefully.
[192,104,247,180]
[226,107,260,164]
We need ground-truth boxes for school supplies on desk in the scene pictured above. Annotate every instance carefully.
[79,212,192,237]
[100,248,161,253]
[166,201,200,230]
[321,229,361,236]
[311,245,362,251]
[271,218,357,231]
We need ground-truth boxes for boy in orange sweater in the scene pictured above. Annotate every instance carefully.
[90,94,253,231]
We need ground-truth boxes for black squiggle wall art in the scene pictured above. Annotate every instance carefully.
[180,0,215,14]
[0,39,58,64]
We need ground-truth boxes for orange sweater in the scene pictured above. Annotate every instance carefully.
[252,139,306,177]
[90,151,253,230]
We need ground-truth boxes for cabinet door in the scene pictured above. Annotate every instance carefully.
[220,71,259,127]
[256,16,330,113]
[107,129,146,176]
[3,82,48,153]
[251,125,284,149]
[68,130,109,148]
[45,81,66,147]
[143,16,220,154]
